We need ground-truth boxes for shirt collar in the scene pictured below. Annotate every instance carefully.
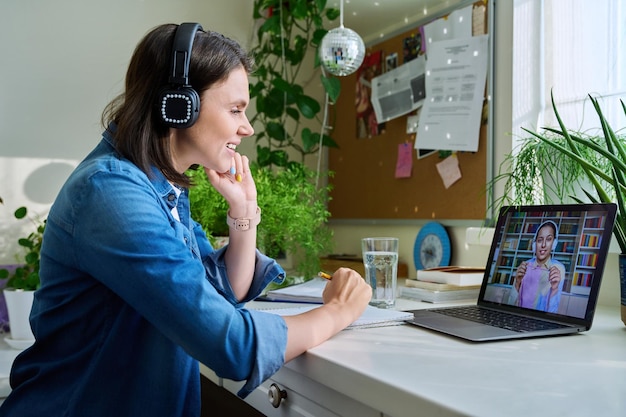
[102,122,179,203]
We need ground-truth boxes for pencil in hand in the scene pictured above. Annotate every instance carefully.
[317,271,332,280]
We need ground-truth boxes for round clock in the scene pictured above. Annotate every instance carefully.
[413,222,451,270]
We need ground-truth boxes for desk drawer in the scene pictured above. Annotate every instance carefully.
[223,366,379,417]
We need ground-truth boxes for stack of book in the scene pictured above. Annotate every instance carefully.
[400,266,484,303]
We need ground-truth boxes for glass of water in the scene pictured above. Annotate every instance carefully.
[361,237,399,308]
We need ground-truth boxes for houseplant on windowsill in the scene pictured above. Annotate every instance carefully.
[490,92,626,324]
[487,130,606,213]
[0,206,45,344]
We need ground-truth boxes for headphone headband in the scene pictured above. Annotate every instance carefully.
[532,220,559,252]
[535,220,558,239]
[168,22,203,86]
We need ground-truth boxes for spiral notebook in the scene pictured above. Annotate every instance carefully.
[259,304,414,329]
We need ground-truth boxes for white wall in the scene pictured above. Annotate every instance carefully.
[0,0,255,260]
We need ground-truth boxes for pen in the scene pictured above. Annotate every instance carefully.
[318,271,332,280]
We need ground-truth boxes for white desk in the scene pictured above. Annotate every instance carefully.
[1,299,623,416]
[205,298,626,417]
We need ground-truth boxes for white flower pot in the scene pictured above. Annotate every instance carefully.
[3,288,35,341]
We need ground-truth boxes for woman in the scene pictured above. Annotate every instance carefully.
[508,220,565,313]
[0,23,370,416]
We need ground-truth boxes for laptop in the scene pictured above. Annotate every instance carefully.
[405,203,617,342]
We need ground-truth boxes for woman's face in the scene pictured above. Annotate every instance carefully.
[535,224,556,263]
[170,66,254,173]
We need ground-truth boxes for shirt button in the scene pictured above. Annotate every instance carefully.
[167,194,176,201]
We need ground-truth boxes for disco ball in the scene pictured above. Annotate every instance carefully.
[319,26,365,76]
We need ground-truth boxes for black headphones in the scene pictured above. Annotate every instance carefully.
[531,220,559,252]
[158,22,203,128]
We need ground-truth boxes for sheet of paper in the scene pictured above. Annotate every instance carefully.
[395,143,413,178]
[264,278,326,303]
[436,154,462,189]
[472,4,487,35]
[258,304,414,329]
[370,56,426,123]
[416,34,489,152]
[423,5,473,46]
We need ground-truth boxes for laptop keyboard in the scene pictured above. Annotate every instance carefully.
[432,306,567,333]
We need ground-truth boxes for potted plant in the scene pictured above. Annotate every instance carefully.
[0,206,45,343]
[188,163,334,282]
[489,92,626,324]
[488,131,607,214]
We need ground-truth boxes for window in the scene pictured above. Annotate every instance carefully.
[512,0,626,142]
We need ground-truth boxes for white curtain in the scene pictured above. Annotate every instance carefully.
[512,0,626,145]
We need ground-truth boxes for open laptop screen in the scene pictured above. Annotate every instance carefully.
[481,204,617,320]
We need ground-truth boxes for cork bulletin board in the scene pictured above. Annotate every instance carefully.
[328,1,490,221]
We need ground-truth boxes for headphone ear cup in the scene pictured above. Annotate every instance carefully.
[158,86,200,128]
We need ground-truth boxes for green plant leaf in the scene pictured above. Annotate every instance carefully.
[315,0,327,13]
[321,133,339,148]
[297,95,321,119]
[266,121,288,142]
[249,81,265,99]
[291,34,308,64]
[18,237,33,249]
[320,75,341,103]
[264,89,287,118]
[542,91,626,252]
[325,7,340,21]
[257,15,281,41]
[270,150,289,167]
[14,206,27,219]
[301,128,316,152]
[271,77,295,94]
[286,107,300,121]
[311,28,328,47]
[256,146,272,167]
[25,251,39,264]
[301,129,339,152]
[291,0,309,19]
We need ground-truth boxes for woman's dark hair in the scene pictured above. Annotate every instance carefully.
[101,24,253,187]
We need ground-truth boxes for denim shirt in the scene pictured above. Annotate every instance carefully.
[0,128,287,417]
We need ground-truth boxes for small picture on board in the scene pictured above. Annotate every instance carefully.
[355,50,386,138]
[385,52,398,72]
[403,30,425,63]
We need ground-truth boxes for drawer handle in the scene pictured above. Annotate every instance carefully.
[268,383,287,408]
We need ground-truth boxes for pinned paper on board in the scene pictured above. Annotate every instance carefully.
[415,34,489,152]
[436,154,462,188]
[395,143,413,178]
